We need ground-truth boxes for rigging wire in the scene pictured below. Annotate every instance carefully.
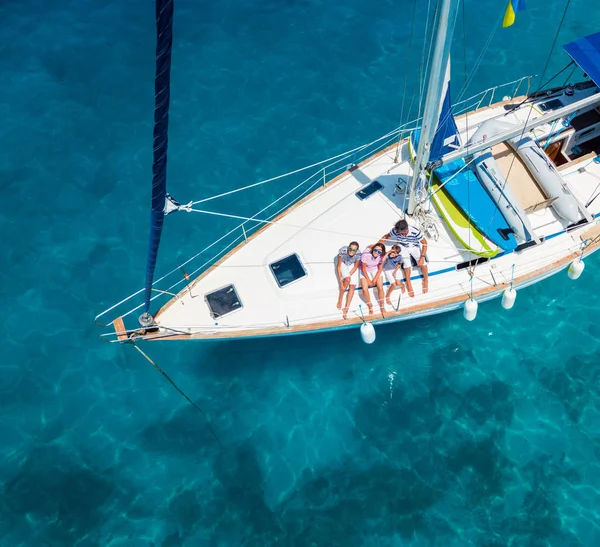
[131,341,223,450]
[478,0,574,248]
[418,0,441,115]
[502,60,575,114]
[394,0,419,161]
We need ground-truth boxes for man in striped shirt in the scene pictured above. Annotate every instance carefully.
[379,219,428,297]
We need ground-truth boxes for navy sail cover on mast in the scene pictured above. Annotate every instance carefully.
[429,61,459,162]
[143,0,174,316]
[411,61,460,164]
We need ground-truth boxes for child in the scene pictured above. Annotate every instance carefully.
[382,245,406,307]
[336,241,361,319]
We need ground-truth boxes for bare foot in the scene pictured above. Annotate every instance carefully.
[380,307,386,318]
[385,297,392,307]
[422,282,429,294]
[342,306,349,319]
[367,303,374,315]
[336,298,343,309]
[407,287,415,298]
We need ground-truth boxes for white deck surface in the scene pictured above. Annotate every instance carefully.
[155,90,600,337]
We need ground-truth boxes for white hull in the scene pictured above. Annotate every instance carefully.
[100,82,600,342]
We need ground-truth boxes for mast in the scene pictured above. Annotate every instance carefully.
[407,0,461,215]
[139,0,175,327]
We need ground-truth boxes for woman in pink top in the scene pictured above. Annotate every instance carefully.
[360,243,386,316]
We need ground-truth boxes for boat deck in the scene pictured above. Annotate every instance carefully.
[492,142,550,212]
[124,90,600,341]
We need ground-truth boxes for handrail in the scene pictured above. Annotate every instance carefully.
[95,75,535,328]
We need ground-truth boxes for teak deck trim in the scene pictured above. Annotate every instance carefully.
[139,232,600,341]
[113,317,128,342]
[557,151,597,172]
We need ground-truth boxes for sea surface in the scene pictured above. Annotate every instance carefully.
[1,0,600,545]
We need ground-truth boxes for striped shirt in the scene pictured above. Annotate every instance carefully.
[390,225,423,248]
[338,246,362,267]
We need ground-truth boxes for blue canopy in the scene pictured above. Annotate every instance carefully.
[563,31,600,88]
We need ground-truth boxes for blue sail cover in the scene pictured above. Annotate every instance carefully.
[144,0,174,314]
[429,64,459,162]
[563,32,600,88]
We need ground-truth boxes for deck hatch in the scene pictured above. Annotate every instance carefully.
[205,284,243,318]
[355,180,383,200]
[269,253,307,288]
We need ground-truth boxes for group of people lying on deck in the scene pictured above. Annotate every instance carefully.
[336,219,429,319]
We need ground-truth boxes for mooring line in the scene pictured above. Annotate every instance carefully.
[132,342,223,450]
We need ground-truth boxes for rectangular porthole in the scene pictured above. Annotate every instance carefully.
[355,180,383,200]
[205,284,243,319]
[270,253,307,288]
[538,98,563,112]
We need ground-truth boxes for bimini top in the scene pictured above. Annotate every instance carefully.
[563,31,600,88]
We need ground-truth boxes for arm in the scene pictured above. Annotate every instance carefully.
[373,261,384,282]
[349,260,359,275]
[378,233,391,245]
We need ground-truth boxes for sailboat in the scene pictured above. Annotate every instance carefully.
[96,0,600,343]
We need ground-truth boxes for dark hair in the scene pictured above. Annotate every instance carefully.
[349,241,359,249]
[391,245,401,253]
[395,219,409,232]
[372,243,386,255]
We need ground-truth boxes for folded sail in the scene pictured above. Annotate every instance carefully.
[429,61,459,163]
[143,0,174,317]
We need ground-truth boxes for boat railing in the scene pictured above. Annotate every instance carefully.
[94,75,534,330]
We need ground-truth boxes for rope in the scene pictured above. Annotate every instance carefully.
[394,0,419,161]
[483,0,573,239]
[455,10,503,103]
[503,61,575,115]
[190,126,404,205]
[131,341,223,450]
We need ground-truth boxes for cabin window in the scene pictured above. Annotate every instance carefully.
[356,180,383,200]
[538,98,563,112]
[270,253,307,288]
[205,284,243,318]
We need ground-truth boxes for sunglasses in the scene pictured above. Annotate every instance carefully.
[372,249,382,255]
[348,248,358,253]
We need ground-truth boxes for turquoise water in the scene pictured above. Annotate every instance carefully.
[2,0,600,544]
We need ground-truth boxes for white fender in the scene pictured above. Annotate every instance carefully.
[501,287,517,309]
[360,322,376,344]
[463,299,478,321]
[568,259,585,280]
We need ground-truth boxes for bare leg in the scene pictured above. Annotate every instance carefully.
[360,277,374,315]
[385,283,396,307]
[404,267,415,297]
[343,285,356,319]
[376,277,386,316]
[421,265,429,293]
[337,277,350,309]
